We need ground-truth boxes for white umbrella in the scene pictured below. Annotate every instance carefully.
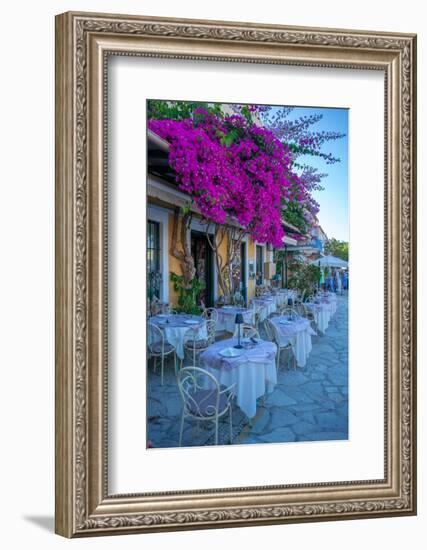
[310,255,348,268]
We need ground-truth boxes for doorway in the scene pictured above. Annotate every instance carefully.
[231,241,247,303]
[191,231,214,308]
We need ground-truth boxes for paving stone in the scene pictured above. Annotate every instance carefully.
[310,372,326,381]
[315,412,348,431]
[328,372,348,386]
[270,407,299,426]
[337,403,349,417]
[288,403,321,413]
[298,432,348,442]
[328,392,345,403]
[282,371,310,386]
[265,389,298,407]
[147,398,167,418]
[309,343,335,355]
[281,388,314,404]
[243,435,264,444]
[165,398,183,417]
[315,364,329,373]
[259,427,296,443]
[292,421,318,435]
[251,408,271,434]
[302,381,325,400]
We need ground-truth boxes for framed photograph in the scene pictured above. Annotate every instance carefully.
[55,11,417,537]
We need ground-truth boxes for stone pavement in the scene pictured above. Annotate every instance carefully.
[147,293,348,448]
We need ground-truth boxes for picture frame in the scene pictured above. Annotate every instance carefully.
[55,11,417,537]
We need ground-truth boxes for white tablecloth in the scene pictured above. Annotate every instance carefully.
[278,289,297,303]
[253,298,276,321]
[271,316,316,368]
[200,338,277,418]
[318,293,337,316]
[272,293,287,307]
[215,307,255,333]
[304,301,332,333]
[149,314,206,359]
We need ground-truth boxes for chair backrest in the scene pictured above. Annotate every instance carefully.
[148,322,164,348]
[233,323,259,339]
[301,303,315,318]
[177,367,221,418]
[202,308,218,323]
[205,319,216,344]
[264,318,274,341]
[184,320,215,350]
[280,305,300,318]
[267,318,285,346]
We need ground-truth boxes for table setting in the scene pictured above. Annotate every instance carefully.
[271,314,316,368]
[200,337,277,419]
[252,296,277,321]
[215,306,255,333]
[148,313,206,359]
[317,292,337,316]
[304,300,333,333]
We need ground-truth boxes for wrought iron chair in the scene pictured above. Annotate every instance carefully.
[147,323,177,385]
[182,319,216,369]
[301,302,317,331]
[201,307,219,323]
[265,319,296,371]
[177,367,236,446]
[232,323,260,339]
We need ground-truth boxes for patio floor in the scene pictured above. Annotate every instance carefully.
[147,293,348,448]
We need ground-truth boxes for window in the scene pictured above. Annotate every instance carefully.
[256,245,264,286]
[147,220,161,299]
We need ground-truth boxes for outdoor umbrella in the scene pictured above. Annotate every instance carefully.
[310,255,349,268]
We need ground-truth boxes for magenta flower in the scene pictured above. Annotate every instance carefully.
[148,109,318,247]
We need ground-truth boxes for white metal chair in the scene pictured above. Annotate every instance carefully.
[301,302,317,331]
[182,319,216,369]
[265,319,296,371]
[201,307,219,323]
[279,305,300,318]
[177,367,236,446]
[232,323,260,339]
[148,323,177,385]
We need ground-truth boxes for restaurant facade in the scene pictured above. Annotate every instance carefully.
[147,130,301,309]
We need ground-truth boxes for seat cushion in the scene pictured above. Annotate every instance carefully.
[184,339,209,350]
[187,390,229,417]
[149,342,174,354]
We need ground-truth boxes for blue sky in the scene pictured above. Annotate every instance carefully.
[286,106,349,241]
[262,106,349,241]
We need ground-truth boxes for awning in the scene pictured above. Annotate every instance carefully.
[310,255,348,268]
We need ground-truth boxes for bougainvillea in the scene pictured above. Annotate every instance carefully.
[148,108,312,248]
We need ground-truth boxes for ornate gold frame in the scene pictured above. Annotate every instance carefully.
[55,11,417,537]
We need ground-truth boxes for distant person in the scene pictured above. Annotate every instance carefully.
[343,271,348,291]
[319,268,325,290]
[336,271,342,295]
[330,270,336,292]
[327,272,333,292]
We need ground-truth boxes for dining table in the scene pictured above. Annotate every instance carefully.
[253,296,277,321]
[271,315,316,368]
[304,300,333,333]
[148,313,206,360]
[318,292,337,316]
[215,306,255,333]
[200,337,277,419]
